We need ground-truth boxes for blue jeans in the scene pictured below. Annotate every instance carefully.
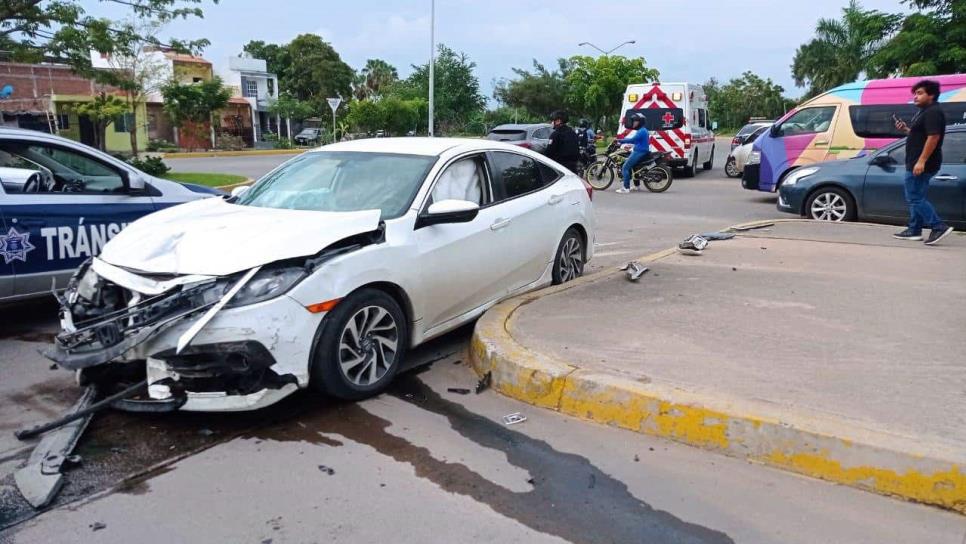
[903,171,944,233]
[621,151,649,189]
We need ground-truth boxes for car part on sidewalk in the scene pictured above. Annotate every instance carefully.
[502,412,527,425]
[447,387,471,395]
[678,235,709,255]
[699,232,736,241]
[14,385,98,508]
[618,261,649,281]
[728,222,774,232]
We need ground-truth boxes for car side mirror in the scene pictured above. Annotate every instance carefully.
[416,199,480,229]
[126,172,146,194]
[769,124,781,137]
[230,185,251,198]
[711,121,718,131]
[869,154,895,167]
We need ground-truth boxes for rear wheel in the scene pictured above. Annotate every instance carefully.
[724,157,739,178]
[806,187,855,222]
[585,160,614,190]
[552,228,585,284]
[702,146,714,170]
[310,288,408,400]
[681,152,697,177]
[642,166,673,193]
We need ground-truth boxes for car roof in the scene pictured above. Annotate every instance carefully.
[317,137,534,156]
[489,124,551,131]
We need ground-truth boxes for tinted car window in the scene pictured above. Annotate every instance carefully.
[537,162,561,184]
[737,124,762,137]
[941,132,966,164]
[532,127,551,139]
[849,105,918,138]
[776,107,835,136]
[887,145,906,165]
[491,152,543,199]
[487,130,527,142]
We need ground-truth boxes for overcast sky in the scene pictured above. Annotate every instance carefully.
[92,0,909,101]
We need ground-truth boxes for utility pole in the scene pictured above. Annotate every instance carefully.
[428,0,435,137]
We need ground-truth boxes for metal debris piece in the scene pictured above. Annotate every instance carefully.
[700,232,736,241]
[90,522,107,532]
[475,371,492,394]
[618,261,649,281]
[678,235,709,255]
[14,386,98,509]
[447,388,471,395]
[502,412,527,425]
[16,380,147,440]
[317,465,335,475]
[729,222,774,232]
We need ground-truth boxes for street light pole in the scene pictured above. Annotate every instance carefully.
[578,40,636,56]
[428,0,435,137]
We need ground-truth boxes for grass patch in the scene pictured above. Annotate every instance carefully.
[164,172,248,187]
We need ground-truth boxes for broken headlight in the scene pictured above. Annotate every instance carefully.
[225,266,306,308]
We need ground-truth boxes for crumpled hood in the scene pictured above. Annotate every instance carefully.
[99,198,382,276]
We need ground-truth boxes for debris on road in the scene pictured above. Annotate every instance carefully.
[15,380,147,440]
[317,465,335,475]
[14,386,99,508]
[618,261,649,281]
[678,235,709,255]
[90,522,107,532]
[502,413,527,425]
[475,371,492,394]
[447,387,471,395]
[700,232,736,241]
[729,222,774,232]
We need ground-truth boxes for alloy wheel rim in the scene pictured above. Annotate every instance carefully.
[726,160,737,176]
[811,193,847,221]
[338,305,399,387]
[558,237,583,282]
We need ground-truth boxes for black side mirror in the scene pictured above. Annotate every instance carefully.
[869,154,896,167]
[769,124,781,137]
[415,200,480,229]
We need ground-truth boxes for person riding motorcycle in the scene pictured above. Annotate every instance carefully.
[615,112,651,194]
[577,118,596,151]
[545,110,580,172]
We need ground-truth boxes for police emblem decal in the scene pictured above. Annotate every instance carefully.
[0,227,36,264]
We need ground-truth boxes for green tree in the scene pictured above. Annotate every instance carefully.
[791,0,901,97]
[564,55,660,129]
[269,93,316,141]
[704,72,794,131]
[242,40,289,76]
[72,92,129,151]
[161,76,232,151]
[353,59,399,101]
[399,45,486,134]
[493,59,572,120]
[871,0,966,76]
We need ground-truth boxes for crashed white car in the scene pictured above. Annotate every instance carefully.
[46,138,595,411]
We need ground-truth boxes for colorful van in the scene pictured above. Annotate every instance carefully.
[742,74,966,192]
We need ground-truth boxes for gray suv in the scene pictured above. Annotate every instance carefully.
[487,123,553,153]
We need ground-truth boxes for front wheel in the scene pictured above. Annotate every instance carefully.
[642,166,673,193]
[585,160,614,190]
[805,187,856,222]
[310,288,408,400]
[552,228,585,285]
[724,157,740,178]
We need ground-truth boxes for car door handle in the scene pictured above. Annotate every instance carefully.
[490,218,511,231]
[548,194,565,205]
[933,175,958,181]
[814,140,829,146]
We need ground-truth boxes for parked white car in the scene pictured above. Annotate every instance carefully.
[46,138,596,411]
[725,124,772,178]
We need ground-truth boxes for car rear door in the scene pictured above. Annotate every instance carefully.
[0,188,12,299]
[0,140,157,298]
[486,151,566,292]
[932,132,966,223]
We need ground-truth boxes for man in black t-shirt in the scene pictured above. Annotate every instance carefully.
[546,110,580,173]
[893,79,954,245]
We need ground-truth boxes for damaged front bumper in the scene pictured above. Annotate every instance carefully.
[45,258,322,411]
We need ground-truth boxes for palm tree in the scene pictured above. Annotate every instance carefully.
[791,1,901,97]
[359,59,399,100]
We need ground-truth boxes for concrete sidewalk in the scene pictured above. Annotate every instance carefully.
[471,220,966,513]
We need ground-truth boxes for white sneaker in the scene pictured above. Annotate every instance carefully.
[615,187,631,194]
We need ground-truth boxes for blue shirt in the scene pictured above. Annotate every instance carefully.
[617,128,650,153]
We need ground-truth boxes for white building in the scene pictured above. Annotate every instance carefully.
[219,57,281,145]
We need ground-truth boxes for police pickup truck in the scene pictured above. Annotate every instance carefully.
[0,128,221,303]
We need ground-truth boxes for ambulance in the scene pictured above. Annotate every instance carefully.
[617,82,716,177]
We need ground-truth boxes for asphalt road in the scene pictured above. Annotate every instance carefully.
[2,142,963,543]
[165,153,301,178]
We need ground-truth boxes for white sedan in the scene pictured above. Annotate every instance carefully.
[46,138,595,411]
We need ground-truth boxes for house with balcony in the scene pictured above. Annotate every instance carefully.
[219,57,281,146]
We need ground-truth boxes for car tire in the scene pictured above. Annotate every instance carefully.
[310,288,408,400]
[724,157,740,178]
[681,152,697,177]
[805,187,856,222]
[551,228,585,285]
[702,146,714,170]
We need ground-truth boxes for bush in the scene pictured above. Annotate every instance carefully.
[215,133,245,151]
[128,156,171,177]
[146,138,178,152]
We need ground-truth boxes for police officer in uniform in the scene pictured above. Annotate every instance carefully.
[545,110,580,173]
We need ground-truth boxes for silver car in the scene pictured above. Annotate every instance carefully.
[487,123,553,153]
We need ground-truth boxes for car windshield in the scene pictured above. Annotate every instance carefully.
[737,124,763,136]
[235,151,437,219]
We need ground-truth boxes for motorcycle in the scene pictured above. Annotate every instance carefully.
[575,143,597,178]
[585,141,674,193]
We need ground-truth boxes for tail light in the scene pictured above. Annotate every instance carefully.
[684,134,692,148]
[516,142,532,149]
[731,136,740,146]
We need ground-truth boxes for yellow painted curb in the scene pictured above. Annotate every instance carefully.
[471,219,966,514]
[162,149,306,159]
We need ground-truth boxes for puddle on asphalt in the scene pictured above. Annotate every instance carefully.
[250,374,734,544]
